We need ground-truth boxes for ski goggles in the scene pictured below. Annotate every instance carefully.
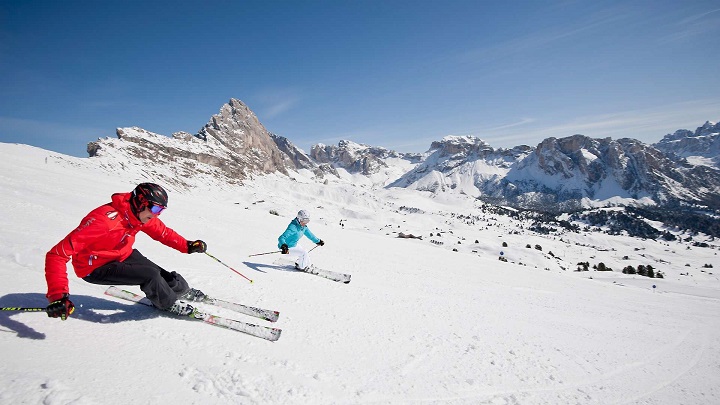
[149,203,166,215]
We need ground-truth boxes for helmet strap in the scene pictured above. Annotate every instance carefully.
[129,193,148,220]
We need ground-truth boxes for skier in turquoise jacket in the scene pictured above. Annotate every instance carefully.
[278,210,324,270]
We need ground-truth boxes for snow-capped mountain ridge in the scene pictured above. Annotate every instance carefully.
[499,135,699,210]
[388,132,720,211]
[87,99,300,189]
[654,121,720,167]
[195,99,292,175]
[311,139,423,177]
[390,136,531,195]
[86,99,720,211]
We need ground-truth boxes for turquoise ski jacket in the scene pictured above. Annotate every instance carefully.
[278,218,320,248]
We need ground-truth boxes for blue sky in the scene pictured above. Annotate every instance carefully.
[1,0,719,157]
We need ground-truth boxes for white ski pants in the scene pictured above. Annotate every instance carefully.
[288,245,312,270]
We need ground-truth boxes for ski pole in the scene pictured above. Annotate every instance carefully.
[205,252,254,283]
[1,307,46,312]
[247,250,281,257]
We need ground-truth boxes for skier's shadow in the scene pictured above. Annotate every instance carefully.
[0,292,159,340]
[243,261,298,273]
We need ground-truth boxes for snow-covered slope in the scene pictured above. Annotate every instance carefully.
[1,143,720,404]
[654,121,720,167]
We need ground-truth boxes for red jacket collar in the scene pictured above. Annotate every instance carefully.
[111,192,144,227]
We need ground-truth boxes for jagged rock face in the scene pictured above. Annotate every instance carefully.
[505,135,710,207]
[429,135,494,158]
[310,140,420,176]
[172,131,196,142]
[391,133,720,211]
[270,133,328,178]
[534,135,596,179]
[429,136,529,170]
[654,121,720,167]
[391,136,531,194]
[197,99,291,175]
[87,99,298,189]
[87,126,247,189]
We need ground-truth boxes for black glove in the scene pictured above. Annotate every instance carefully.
[188,240,207,254]
[316,240,325,246]
[46,294,75,320]
[281,244,289,254]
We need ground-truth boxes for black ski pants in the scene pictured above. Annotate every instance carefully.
[83,249,189,309]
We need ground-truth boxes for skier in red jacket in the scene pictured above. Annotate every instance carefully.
[45,183,208,320]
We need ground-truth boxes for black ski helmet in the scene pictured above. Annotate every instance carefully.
[130,183,168,215]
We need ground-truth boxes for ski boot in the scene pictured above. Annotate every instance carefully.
[165,300,195,316]
[179,288,207,302]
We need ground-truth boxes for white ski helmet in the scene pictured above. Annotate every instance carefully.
[297,210,310,222]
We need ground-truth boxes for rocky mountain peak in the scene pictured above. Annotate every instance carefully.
[270,133,333,178]
[84,100,720,211]
[86,99,296,189]
[430,135,494,157]
[310,140,419,176]
[196,98,291,175]
[654,121,720,165]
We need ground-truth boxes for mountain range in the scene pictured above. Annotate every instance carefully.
[86,98,720,212]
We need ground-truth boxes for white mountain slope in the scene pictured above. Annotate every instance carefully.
[1,143,719,404]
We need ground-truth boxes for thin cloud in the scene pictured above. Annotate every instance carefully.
[493,100,720,147]
[263,98,299,119]
[298,99,719,153]
[423,119,538,148]
[451,8,628,67]
[679,8,720,24]
[566,102,719,134]
[483,118,536,132]
[255,88,302,119]
[663,7,720,42]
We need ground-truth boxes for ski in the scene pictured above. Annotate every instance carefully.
[303,265,352,284]
[104,287,281,341]
[199,296,279,322]
[273,260,351,284]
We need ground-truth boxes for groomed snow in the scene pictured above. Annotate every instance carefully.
[1,143,719,404]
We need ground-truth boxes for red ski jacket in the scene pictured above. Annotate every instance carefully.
[45,192,189,302]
